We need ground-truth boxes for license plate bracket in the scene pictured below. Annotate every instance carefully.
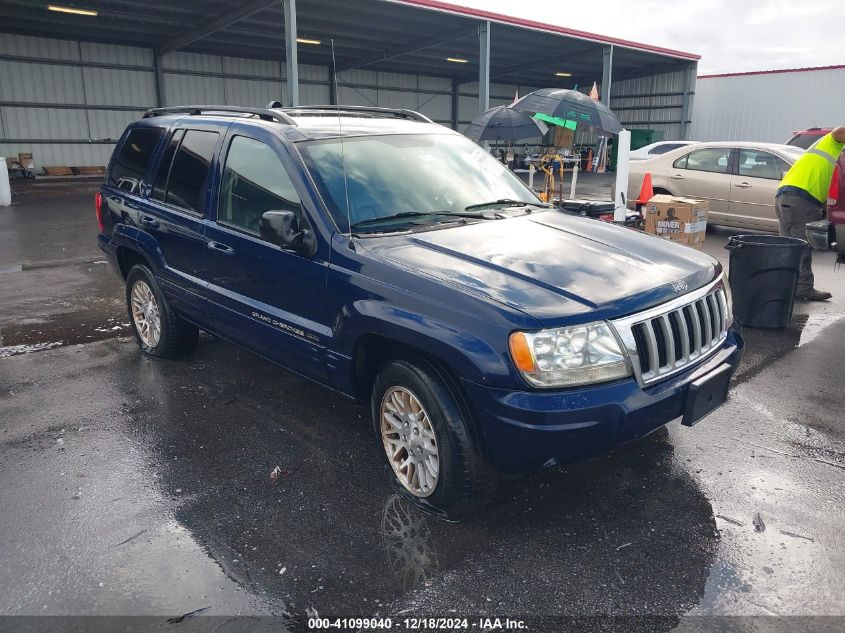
[682,363,732,427]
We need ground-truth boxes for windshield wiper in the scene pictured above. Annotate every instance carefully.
[350,210,487,229]
[464,198,538,211]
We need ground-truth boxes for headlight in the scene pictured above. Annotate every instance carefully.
[720,271,734,324]
[508,321,631,388]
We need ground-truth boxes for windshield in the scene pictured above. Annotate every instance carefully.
[298,133,541,233]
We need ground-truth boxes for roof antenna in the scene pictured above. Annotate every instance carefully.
[331,38,353,239]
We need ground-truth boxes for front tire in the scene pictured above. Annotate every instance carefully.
[125,264,198,358]
[372,357,497,520]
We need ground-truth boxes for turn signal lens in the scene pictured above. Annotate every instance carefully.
[509,332,536,373]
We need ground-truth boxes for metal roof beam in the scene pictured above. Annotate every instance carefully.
[470,45,597,83]
[157,0,278,54]
[336,26,476,72]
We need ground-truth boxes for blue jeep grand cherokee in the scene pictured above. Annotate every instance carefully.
[97,104,743,518]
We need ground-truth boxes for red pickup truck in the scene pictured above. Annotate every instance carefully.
[786,127,844,257]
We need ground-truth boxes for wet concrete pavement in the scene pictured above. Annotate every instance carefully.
[1,182,845,629]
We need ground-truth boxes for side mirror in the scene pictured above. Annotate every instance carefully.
[781,170,789,179]
[260,210,316,256]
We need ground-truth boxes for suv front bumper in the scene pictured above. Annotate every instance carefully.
[461,327,744,472]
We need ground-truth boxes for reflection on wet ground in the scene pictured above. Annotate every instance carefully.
[3,182,845,625]
[2,338,719,627]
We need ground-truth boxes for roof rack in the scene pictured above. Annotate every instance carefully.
[142,105,297,125]
[281,104,433,123]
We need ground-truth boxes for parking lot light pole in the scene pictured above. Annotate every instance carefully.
[478,21,490,115]
[283,0,299,107]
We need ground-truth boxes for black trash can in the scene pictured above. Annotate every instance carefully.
[725,234,807,328]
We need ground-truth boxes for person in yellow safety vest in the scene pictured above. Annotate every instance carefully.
[776,127,845,301]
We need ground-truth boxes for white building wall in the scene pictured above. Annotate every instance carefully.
[691,67,845,143]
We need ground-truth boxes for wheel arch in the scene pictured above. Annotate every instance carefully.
[116,246,152,279]
[351,333,488,455]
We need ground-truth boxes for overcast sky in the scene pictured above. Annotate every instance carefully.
[453,0,845,75]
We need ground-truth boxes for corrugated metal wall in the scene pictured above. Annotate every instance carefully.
[456,81,542,130]
[0,32,692,170]
[690,68,845,143]
[610,69,690,141]
[0,34,154,169]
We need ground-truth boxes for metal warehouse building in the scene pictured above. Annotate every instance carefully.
[691,65,845,144]
[0,0,700,172]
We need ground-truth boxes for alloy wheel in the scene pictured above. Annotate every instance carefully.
[130,280,161,348]
[380,386,440,497]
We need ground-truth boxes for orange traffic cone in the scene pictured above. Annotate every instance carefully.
[636,172,654,206]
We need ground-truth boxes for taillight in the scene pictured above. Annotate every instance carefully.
[828,164,841,207]
[95,191,105,232]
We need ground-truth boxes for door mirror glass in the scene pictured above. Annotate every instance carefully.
[260,210,316,256]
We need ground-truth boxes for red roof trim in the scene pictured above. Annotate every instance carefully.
[385,0,701,61]
[699,65,845,79]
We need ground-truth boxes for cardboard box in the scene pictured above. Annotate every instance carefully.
[18,152,33,170]
[643,194,709,248]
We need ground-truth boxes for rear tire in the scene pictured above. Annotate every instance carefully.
[125,264,198,358]
[372,357,497,520]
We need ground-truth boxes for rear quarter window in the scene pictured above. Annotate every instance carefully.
[108,127,165,194]
[786,134,820,150]
[650,143,686,155]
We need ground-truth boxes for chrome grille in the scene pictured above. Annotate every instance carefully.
[612,280,731,386]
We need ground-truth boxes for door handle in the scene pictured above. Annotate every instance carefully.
[734,182,752,189]
[207,241,235,256]
[138,215,159,228]
[669,173,685,180]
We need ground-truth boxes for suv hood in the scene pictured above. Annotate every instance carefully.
[362,211,719,325]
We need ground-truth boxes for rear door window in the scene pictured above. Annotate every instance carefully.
[737,149,783,180]
[151,129,184,202]
[164,130,219,215]
[673,147,730,173]
[108,127,164,194]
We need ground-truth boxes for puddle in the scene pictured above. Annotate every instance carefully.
[732,311,845,386]
[0,310,130,357]
[0,341,65,358]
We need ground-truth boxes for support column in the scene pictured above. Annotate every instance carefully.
[283,0,299,106]
[478,20,490,115]
[680,61,697,140]
[451,80,460,130]
[601,45,613,106]
[329,67,338,105]
[153,53,166,107]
